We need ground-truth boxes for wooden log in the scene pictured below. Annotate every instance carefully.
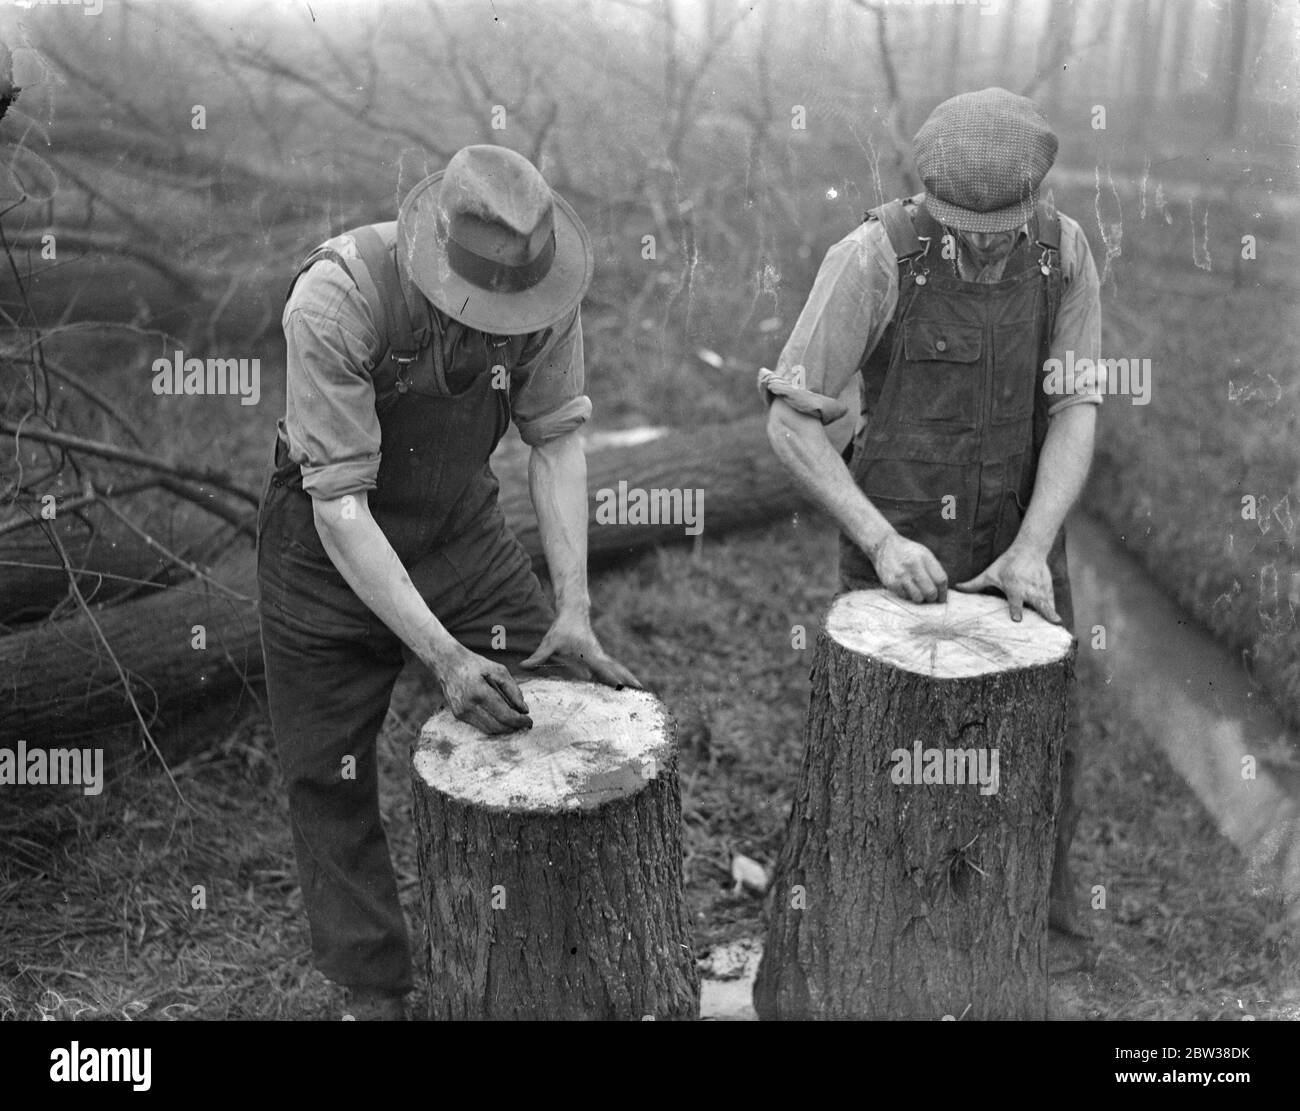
[0,529,164,626]
[0,415,805,743]
[753,589,1076,1020]
[411,678,700,1020]
[0,519,226,628]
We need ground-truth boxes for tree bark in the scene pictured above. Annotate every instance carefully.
[753,589,1076,1020]
[0,415,805,743]
[411,679,699,1020]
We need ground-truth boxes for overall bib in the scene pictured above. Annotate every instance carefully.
[257,226,559,994]
[841,200,1081,928]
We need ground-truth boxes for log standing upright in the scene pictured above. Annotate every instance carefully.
[754,590,1076,1020]
[412,678,700,1020]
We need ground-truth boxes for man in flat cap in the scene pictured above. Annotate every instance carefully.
[761,88,1102,969]
[258,145,640,1018]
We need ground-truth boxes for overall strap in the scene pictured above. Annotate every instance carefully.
[348,225,423,368]
[871,197,926,264]
[285,226,433,371]
[851,197,931,423]
[1032,201,1065,456]
[284,243,382,313]
[1033,201,1064,345]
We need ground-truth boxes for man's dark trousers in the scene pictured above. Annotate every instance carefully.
[258,473,558,996]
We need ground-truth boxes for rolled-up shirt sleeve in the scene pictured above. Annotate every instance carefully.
[511,306,593,446]
[282,260,385,501]
[1044,214,1104,416]
[758,220,898,424]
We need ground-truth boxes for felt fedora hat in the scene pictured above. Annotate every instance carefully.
[912,87,1058,233]
[397,145,594,335]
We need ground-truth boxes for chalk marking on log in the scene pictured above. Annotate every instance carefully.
[826,590,1074,679]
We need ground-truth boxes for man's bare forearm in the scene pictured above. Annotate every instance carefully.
[528,429,591,619]
[312,493,459,665]
[1015,403,1097,556]
[765,399,896,561]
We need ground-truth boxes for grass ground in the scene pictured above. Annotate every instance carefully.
[2,514,1296,1020]
[1049,177,1300,738]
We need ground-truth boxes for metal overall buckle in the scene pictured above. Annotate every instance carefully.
[391,351,417,393]
[904,240,931,287]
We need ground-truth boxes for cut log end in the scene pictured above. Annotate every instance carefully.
[825,589,1074,680]
[413,679,673,814]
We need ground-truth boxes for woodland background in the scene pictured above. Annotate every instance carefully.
[0,0,1297,1020]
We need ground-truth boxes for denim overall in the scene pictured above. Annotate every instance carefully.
[841,198,1082,928]
[257,224,560,994]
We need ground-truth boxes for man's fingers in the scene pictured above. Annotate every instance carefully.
[459,704,506,735]
[953,572,991,593]
[896,566,945,603]
[468,678,532,732]
[481,698,533,732]
[519,643,552,669]
[895,578,923,604]
[1005,588,1025,623]
[587,653,644,691]
[918,569,946,603]
[921,554,948,603]
[1026,591,1062,625]
[612,662,646,690]
[486,670,530,714]
[482,697,533,732]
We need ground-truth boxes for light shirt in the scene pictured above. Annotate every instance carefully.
[281,250,591,501]
[758,206,1103,431]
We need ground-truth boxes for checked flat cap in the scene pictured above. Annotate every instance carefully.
[913,87,1058,233]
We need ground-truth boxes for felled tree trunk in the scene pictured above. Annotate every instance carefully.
[0,513,238,628]
[753,589,1076,1021]
[411,679,699,1020]
[0,416,803,744]
[0,529,169,626]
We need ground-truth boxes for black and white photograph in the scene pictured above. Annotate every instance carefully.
[0,0,1296,1077]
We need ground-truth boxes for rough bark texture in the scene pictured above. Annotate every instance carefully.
[754,593,1075,1020]
[411,680,699,1020]
[0,415,803,743]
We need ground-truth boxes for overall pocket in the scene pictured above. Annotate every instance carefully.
[895,318,982,429]
[859,457,975,579]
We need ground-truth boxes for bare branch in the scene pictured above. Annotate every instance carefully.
[42,526,188,805]
[0,419,260,507]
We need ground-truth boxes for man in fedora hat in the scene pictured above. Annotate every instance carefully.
[760,88,1102,971]
[257,144,640,1018]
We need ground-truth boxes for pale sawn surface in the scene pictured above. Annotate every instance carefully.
[826,589,1074,680]
[413,678,672,813]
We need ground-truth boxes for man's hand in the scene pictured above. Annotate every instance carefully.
[431,644,534,735]
[521,610,643,690]
[955,542,1060,623]
[873,532,949,603]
